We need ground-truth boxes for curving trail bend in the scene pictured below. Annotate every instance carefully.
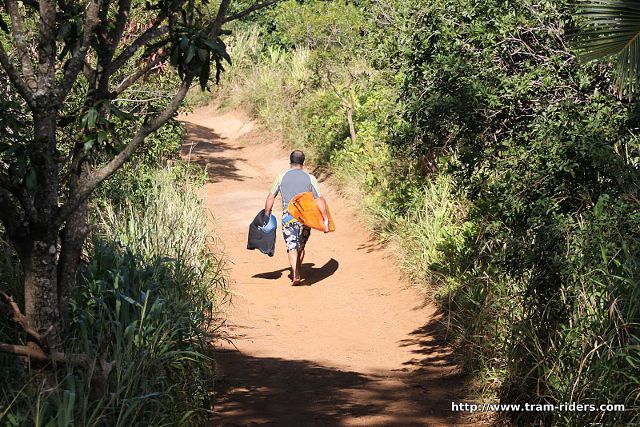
[180,105,477,426]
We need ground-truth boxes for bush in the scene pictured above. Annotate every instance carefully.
[97,120,191,206]
[0,169,226,425]
[202,0,640,423]
[385,0,640,423]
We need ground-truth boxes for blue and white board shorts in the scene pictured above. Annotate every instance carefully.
[282,213,311,252]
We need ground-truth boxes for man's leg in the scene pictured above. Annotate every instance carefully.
[285,222,308,285]
[288,248,300,281]
[297,248,305,277]
[295,226,310,283]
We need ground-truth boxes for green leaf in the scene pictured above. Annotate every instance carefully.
[25,169,37,191]
[97,130,108,144]
[573,0,640,96]
[199,59,210,90]
[84,108,99,129]
[197,47,208,62]
[83,139,95,152]
[186,44,195,64]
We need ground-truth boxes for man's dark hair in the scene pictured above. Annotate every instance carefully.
[290,150,305,166]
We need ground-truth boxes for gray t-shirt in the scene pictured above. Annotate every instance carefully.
[270,168,321,211]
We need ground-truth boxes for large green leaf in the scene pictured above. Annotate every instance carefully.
[574,0,640,96]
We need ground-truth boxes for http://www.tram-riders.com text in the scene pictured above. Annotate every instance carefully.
[451,402,625,412]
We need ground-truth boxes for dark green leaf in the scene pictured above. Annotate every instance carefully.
[25,169,37,191]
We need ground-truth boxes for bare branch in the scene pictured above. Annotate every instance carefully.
[0,292,46,349]
[56,75,194,225]
[0,342,98,367]
[37,0,58,91]
[5,0,38,91]
[83,58,96,82]
[56,0,103,104]
[223,0,281,23]
[15,191,38,225]
[212,0,232,36]
[110,24,169,73]
[109,0,133,57]
[1,173,39,224]
[114,53,166,95]
[0,190,19,229]
[0,42,35,106]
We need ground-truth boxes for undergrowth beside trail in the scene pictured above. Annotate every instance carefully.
[192,0,640,424]
[1,140,227,425]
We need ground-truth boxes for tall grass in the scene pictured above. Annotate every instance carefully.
[187,7,640,423]
[0,168,227,426]
[389,175,468,291]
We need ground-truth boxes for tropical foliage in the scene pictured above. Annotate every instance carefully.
[211,0,640,424]
[574,0,640,96]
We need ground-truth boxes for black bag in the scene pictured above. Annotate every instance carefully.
[247,209,276,257]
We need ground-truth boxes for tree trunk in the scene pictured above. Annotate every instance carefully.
[347,106,357,145]
[58,162,89,329]
[23,236,61,351]
[24,107,62,350]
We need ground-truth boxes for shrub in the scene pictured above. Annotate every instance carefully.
[0,168,226,425]
[217,0,640,423]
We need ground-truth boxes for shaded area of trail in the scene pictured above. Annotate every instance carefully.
[180,106,479,426]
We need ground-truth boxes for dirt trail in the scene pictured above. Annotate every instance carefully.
[180,105,473,426]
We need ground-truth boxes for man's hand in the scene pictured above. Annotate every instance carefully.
[316,197,330,233]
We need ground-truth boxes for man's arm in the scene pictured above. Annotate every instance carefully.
[309,175,330,232]
[265,171,284,216]
[265,192,276,216]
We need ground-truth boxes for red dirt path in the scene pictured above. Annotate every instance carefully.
[180,106,477,426]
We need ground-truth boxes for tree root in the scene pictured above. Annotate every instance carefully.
[1,291,50,351]
[0,291,113,377]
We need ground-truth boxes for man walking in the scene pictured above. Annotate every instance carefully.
[264,150,329,285]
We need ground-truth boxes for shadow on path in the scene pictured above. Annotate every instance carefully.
[180,121,246,183]
[214,314,476,426]
[252,258,339,286]
[213,349,466,426]
[400,311,460,371]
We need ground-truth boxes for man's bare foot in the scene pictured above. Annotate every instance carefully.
[292,277,302,286]
[324,218,330,233]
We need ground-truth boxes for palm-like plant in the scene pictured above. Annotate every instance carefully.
[574,0,640,97]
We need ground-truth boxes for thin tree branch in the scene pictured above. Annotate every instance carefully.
[56,74,194,225]
[4,0,38,91]
[0,42,35,106]
[212,0,232,36]
[56,0,103,104]
[109,0,133,58]
[0,292,46,349]
[114,53,166,95]
[37,0,58,92]
[110,24,169,73]
[223,0,281,23]
[0,342,98,367]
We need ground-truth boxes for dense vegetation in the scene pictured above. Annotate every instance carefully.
[1,120,228,423]
[0,0,241,422]
[210,0,640,424]
[2,0,639,424]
